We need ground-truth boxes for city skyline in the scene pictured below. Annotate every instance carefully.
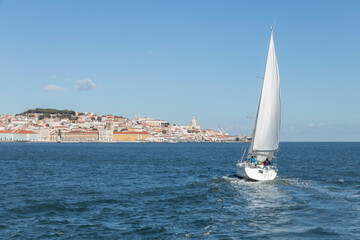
[0,108,239,143]
[0,1,359,141]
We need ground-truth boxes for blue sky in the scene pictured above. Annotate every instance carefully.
[0,0,359,141]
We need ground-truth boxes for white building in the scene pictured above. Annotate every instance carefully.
[38,128,50,141]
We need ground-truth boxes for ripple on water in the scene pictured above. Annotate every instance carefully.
[1,142,360,239]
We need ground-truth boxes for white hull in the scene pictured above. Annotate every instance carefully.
[236,162,277,181]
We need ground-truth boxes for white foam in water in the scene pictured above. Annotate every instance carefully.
[280,177,317,189]
[203,230,212,236]
[221,175,290,210]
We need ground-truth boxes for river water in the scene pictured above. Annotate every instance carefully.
[0,142,359,239]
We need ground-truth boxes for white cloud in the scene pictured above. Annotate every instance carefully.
[43,84,66,92]
[76,79,97,91]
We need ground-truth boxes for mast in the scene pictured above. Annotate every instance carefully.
[250,27,281,155]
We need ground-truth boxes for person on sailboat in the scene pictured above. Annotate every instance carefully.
[264,158,271,166]
[249,156,256,166]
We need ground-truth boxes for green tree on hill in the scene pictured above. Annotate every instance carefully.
[21,108,77,119]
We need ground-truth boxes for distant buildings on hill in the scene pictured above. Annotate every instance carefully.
[0,109,247,143]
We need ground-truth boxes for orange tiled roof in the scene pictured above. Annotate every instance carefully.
[0,130,37,134]
[0,130,12,133]
[15,130,37,134]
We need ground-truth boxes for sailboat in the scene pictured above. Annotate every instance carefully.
[236,27,281,181]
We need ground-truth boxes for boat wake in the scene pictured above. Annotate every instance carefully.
[275,177,360,207]
[220,175,291,210]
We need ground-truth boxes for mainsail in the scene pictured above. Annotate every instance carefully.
[251,28,281,153]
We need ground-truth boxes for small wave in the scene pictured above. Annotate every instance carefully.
[305,227,340,236]
[134,226,167,235]
[0,224,8,229]
[220,175,249,186]
[278,176,360,215]
[211,176,232,184]
[279,177,317,189]
[203,230,212,236]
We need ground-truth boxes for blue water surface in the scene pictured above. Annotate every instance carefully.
[0,142,359,239]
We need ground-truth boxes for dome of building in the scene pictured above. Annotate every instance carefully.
[191,117,197,128]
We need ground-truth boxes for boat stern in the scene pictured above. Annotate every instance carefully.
[236,163,277,181]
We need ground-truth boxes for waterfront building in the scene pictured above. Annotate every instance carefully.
[14,130,38,141]
[62,131,99,142]
[0,130,38,141]
[98,128,113,141]
[98,122,113,142]
[0,130,13,141]
[113,131,151,142]
[38,128,50,141]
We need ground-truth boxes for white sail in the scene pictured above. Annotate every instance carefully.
[252,29,281,152]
